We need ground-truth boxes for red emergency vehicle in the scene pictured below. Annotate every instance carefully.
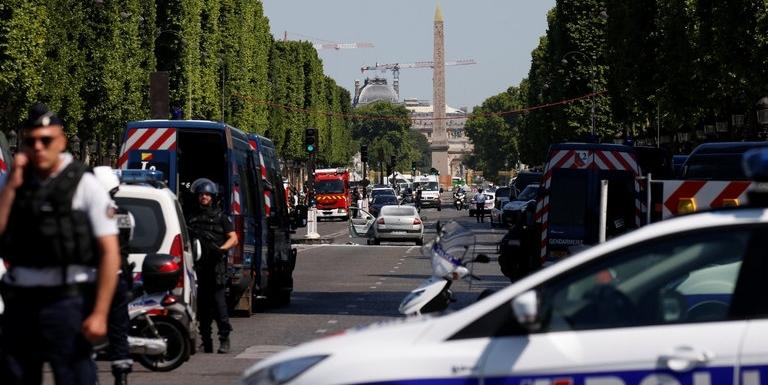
[314,168,351,220]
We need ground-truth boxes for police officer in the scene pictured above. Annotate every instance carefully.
[473,188,487,223]
[0,103,121,385]
[415,186,423,212]
[94,166,135,385]
[187,179,238,354]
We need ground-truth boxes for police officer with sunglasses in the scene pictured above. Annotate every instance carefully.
[0,103,121,385]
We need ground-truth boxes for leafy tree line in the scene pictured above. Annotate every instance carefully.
[0,0,354,165]
[469,0,768,172]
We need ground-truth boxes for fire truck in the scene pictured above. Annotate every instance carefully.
[314,168,351,220]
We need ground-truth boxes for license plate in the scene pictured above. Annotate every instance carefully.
[323,211,332,215]
[392,231,406,235]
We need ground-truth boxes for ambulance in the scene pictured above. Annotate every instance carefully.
[239,147,768,385]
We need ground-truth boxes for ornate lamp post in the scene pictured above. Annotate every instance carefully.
[755,97,768,140]
[8,129,18,155]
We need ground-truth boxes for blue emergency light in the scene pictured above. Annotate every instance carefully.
[742,147,768,182]
[117,169,165,185]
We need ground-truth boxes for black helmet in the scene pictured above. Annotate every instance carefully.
[191,178,218,196]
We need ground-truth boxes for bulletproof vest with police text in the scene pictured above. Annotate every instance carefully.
[2,161,98,268]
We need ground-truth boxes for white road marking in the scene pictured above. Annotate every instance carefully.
[235,345,292,360]
[393,266,399,269]
[407,246,418,253]
[375,282,383,285]
[327,320,338,324]
[389,270,395,273]
[315,329,327,334]
[369,286,377,289]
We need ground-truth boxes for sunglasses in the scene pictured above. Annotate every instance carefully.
[23,135,56,148]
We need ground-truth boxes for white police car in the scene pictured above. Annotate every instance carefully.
[239,150,768,385]
[113,170,198,309]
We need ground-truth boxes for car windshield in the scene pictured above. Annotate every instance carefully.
[421,182,439,191]
[381,206,416,216]
[515,185,539,201]
[316,180,345,194]
[373,196,398,205]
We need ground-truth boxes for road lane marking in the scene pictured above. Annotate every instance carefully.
[327,320,338,324]
[369,286,377,289]
[236,345,292,360]
[375,281,383,285]
[315,329,327,334]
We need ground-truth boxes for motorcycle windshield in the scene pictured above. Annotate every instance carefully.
[424,221,475,277]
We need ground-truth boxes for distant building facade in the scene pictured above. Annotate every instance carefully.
[353,79,473,180]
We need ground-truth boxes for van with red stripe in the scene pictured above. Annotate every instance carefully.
[118,120,295,314]
[652,142,768,221]
[535,143,646,262]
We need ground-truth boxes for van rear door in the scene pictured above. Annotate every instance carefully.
[118,126,177,189]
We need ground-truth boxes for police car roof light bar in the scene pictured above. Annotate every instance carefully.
[117,169,166,187]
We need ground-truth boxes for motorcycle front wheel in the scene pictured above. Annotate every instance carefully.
[134,318,190,372]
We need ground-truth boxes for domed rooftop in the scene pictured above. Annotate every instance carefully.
[356,78,398,105]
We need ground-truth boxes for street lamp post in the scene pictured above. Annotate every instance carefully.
[562,51,596,137]
[756,97,768,140]
[154,29,192,119]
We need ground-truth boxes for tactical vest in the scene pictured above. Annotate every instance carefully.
[2,161,97,268]
[188,207,226,245]
[188,207,228,285]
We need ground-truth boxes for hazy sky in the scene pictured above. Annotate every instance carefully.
[262,1,555,110]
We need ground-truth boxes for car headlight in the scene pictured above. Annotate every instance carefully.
[240,355,328,385]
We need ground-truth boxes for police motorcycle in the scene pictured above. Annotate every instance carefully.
[399,221,489,316]
[95,252,198,372]
[453,189,467,210]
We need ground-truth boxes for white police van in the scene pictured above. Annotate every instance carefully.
[239,149,768,385]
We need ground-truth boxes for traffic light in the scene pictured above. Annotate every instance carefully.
[360,145,368,162]
[305,127,317,153]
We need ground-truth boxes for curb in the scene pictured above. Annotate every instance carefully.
[291,237,334,245]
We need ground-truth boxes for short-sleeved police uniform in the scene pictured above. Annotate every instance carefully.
[1,153,118,385]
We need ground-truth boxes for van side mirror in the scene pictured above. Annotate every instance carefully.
[511,290,540,332]
[440,188,444,193]
[472,254,490,263]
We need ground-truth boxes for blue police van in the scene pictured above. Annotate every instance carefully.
[118,120,295,313]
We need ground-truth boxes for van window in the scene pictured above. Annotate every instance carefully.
[115,197,167,253]
[683,154,747,180]
[235,147,256,215]
[177,130,228,213]
[549,169,587,227]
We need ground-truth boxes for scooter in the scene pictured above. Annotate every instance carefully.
[453,193,466,210]
[96,254,195,372]
[399,222,489,316]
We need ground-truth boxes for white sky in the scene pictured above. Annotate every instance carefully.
[262,1,556,110]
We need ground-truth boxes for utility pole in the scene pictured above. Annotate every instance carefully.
[305,128,319,239]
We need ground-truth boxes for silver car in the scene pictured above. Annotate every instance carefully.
[371,205,423,245]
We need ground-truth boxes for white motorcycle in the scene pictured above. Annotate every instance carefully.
[398,221,489,316]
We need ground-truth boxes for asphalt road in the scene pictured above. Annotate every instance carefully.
[76,195,509,385]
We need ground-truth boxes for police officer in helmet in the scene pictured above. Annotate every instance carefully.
[0,103,121,384]
[187,178,237,354]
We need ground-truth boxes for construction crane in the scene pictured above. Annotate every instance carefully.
[360,59,476,98]
[282,31,374,51]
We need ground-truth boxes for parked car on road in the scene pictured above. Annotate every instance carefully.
[371,205,423,245]
[369,194,399,217]
[494,183,540,227]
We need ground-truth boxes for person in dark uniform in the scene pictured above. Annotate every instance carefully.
[415,186,423,212]
[187,179,238,354]
[0,103,121,385]
[94,166,135,385]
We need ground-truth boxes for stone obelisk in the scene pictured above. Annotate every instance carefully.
[431,5,450,186]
